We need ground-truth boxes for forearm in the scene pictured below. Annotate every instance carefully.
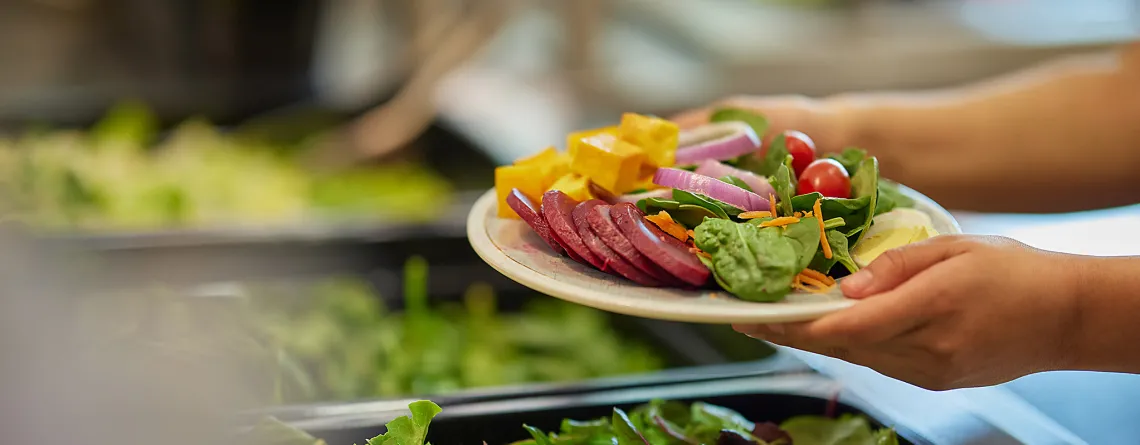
[1069,255,1140,374]
[825,44,1140,212]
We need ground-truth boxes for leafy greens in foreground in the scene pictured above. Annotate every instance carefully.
[325,400,899,445]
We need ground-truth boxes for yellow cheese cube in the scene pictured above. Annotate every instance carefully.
[569,133,647,195]
[495,164,546,219]
[566,126,618,158]
[515,146,570,188]
[619,113,679,167]
[546,173,595,202]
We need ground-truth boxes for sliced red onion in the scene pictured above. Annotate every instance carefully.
[675,122,760,165]
[615,189,673,204]
[653,168,770,211]
[693,159,776,198]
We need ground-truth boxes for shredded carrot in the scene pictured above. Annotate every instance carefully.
[686,229,695,238]
[814,198,832,259]
[800,268,836,286]
[646,211,689,242]
[689,246,711,259]
[798,274,831,290]
[758,216,800,227]
[738,211,773,220]
[793,211,803,218]
[768,193,777,217]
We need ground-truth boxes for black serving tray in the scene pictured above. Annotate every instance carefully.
[279,373,1035,445]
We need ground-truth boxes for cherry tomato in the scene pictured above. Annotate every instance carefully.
[783,130,817,177]
[798,159,851,199]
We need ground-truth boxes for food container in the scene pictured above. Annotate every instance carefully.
[276,373,1042,445]
[81,264,791,409]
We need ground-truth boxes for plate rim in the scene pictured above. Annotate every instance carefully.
[467,186,960,324]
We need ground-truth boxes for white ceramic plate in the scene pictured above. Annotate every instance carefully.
[467,186,961,324]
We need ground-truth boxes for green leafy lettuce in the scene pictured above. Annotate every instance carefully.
[826,147,867,176]
[809,230,859,275]
[849,157,880,247]
[771,163,796,217]
[789,192,872,237]
[366,400,442,445]
[780,414,899,445]
[693,218,800,302]
[734,133,788,177]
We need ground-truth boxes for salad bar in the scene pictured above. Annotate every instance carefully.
[20,102,1083,444]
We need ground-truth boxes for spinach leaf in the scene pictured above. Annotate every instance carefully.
[560,419,612,437]
[827,147,868,176]
[523,425,556,445]
[735,133,788,177]
[771,163,796,217]
[685,402,756,444]
[709,107,769,138]
[673,190,729,219]
[790,192,824,211]
[780,414,894,445]
[694,218,799,302]
[637,197,679,215]
[672,190,744,218]
[366,400,441,445]
[782,217,822,271]
[848,157,879,248]
[719,175,752,192]
[783,153,798,185]
[875,180,915,215]
[612,409,651,445]
[673,204,718,228]
[823,217,846,230]
[808,230,858,275]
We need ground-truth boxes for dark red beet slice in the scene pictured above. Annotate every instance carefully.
[611,202,710,287]
[572,200,663,286]
[542,190,605,269]
[585,203,684,286]
[506,189,565,255]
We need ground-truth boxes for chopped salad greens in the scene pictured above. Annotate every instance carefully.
[256,400,898,445]
[496,110,939,302]
[81,257,666,404]
[0,102,454,231]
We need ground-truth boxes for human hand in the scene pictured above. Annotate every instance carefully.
[734,235,1086,390]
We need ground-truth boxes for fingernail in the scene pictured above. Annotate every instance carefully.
[842,269,874,294]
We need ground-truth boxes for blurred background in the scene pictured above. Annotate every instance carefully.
[0,1,1138,445]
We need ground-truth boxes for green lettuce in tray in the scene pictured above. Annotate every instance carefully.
[0,102,454,231]
[255,400,898,445]
[80,257,666,405]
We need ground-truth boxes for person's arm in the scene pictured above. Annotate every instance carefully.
[1069,255,1140,374]
[676,43,1140,212]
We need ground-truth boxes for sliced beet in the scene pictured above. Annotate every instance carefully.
[506,189,564,255]
[572,200,663,287]
[542,190,605,269]
[611,202,710,287]
[585,203,684,286]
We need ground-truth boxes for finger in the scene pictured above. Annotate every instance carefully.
[840,235,964,299]
[797,258,963,345]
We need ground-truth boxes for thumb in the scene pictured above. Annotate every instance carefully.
[841,236,964,299]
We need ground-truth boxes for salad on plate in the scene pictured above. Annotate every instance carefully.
[494,109,940,303]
